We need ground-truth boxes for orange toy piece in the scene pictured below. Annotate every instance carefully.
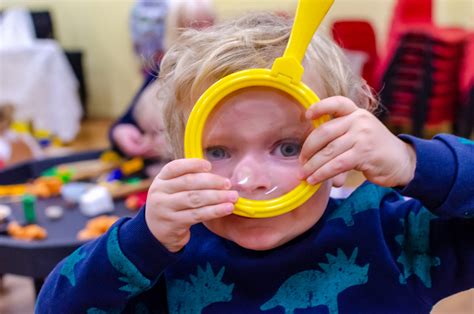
[120,157,144,176]
[7,221,47,240]
[100,150,122,164]
[0,184,27,197]
[27,177,63,198]
[0,177,62,199]
[125,191,148,211]
[77,215,119,241]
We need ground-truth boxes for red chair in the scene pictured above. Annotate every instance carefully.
[387,0,432,46]
[376,0,433,89]
[331,20,378,88]
[457,32,474,137]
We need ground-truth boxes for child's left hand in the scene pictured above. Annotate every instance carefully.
[299,96,417,188]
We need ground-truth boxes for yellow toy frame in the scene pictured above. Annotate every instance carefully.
[184,0,334,218]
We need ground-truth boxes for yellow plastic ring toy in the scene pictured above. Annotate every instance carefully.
[185,0,334,218]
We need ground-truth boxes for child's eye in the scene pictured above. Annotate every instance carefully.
[273,141,301,158]
[205,146,230,161]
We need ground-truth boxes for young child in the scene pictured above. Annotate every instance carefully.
[110,79,172,161]
[37,13,473,313]
[110,0,216,161]
[131,79,173,162]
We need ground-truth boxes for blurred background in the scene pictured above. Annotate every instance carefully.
[0,0,472,313]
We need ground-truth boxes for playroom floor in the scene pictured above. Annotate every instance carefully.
[0,118,473,313]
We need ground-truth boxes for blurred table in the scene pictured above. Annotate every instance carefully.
[0,197,133,279]
[0,40,82,142]
[0,151,135,293]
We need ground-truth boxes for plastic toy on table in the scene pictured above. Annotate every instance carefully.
[120,157,144,176]
[38,151,123,183]
[79,185,114,217]
[0,176,62,199]
[0,150,137,290]
[7,221,47,241]
[77,215,119,241]
[184,0,334,218]
[51,159,118,181]
[100,177,153,199]
[125,190,148,211]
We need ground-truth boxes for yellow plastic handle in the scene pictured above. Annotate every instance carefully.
[272,0,334,83]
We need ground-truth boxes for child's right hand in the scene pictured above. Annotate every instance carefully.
[145,158,238,252]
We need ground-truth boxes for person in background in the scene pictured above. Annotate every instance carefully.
[109,0,216,160]
[129,79,173,176]
[129,0,168,76]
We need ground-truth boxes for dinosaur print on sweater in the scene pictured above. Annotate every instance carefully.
[60,247,86,287]
[107,227,152,297]
[260,247,369,314]
[328,184,394,226]
[167,263,234,313]
[395,207,440,288]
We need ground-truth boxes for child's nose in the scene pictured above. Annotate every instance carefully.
[230,155,272,194]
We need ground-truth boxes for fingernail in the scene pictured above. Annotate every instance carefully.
[225,203,234,213]
[307,176,316,185]
[229,191,239,202]
[224,179,232,189]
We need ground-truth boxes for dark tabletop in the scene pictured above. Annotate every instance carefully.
[0,151,136,278]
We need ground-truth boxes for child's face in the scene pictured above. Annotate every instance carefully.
[139,115,172,160]
[201,80,333,251]
[135,91,173,160]
[203,87,311,199]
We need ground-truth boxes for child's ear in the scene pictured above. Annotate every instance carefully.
[332,172,348,188]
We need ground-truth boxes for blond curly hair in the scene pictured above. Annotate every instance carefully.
[158,12,377,158]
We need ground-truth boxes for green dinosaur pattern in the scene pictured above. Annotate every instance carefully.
[87,303,149,314]
[395,207,440,288]
[459,137,474,145]
[60,247,85,286]
[107,226,152,297]
[167,263,234,314]
[86,308,121,314]
[329,184,394,226]
[260,248,369,314]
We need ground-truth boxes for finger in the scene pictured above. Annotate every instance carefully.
[306,96,358,120]
[174,202,235,226]
[156,172,232,194]
[299,115,352,164]
[306,149,357,185]
[158,159,212,180]
[168,189,239,210]
[301,133,354,179]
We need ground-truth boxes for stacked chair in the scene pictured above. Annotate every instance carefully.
[379,26,467,137]
[332,20,378,89]
[376,0,471,137]
[457,32,474,138]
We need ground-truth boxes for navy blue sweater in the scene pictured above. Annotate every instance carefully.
[36,134,474,313]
